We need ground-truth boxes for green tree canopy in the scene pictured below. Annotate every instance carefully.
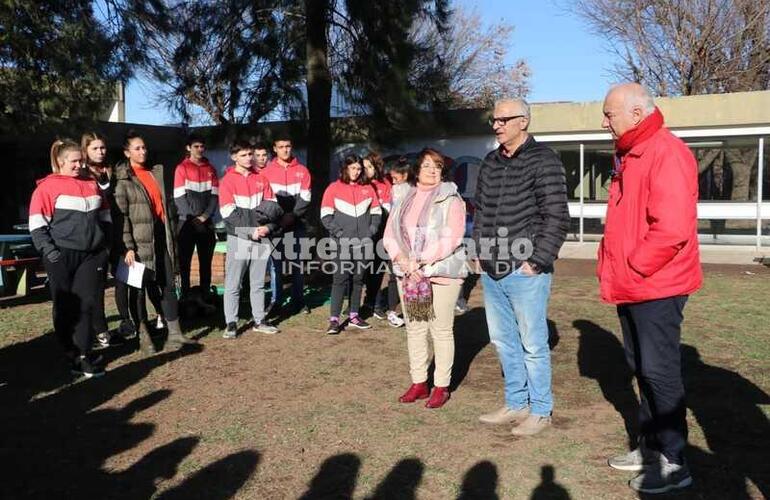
[0,0,133,131]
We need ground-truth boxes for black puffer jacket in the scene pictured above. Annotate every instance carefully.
[113,162,178,273]
[472,135,570,278]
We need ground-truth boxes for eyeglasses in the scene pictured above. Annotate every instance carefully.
[488,115,526,126]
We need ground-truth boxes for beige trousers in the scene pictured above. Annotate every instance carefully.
[398,280,461,388]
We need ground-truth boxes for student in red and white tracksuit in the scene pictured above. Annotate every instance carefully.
[219,141,283,338]
[173,134,219,304]
[320,154,381,334]
[261,137,312,313]
[29,139,111,377]
[361,152,404,327]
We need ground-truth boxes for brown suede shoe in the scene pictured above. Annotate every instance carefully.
[478,406,530,425]
[511,414,551,436]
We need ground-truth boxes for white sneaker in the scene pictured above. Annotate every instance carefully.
[253,322,279,335]
[387,311,405,327]
[155,316,165,329]
[608,447,660,472]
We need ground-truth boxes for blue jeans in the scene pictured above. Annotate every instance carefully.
[272,226,305,306]
[481,267,553,416]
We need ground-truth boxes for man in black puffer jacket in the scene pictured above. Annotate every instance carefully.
[473,98,569,436]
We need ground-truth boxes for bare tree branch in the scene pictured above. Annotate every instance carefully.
[572,0,770,96]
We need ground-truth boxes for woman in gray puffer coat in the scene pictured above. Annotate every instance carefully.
[113,130,195,355]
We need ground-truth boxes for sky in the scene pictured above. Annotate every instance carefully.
[124,0,619,125]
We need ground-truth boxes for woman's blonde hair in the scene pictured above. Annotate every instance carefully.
[80,132,107,166]
[50,139,81,173]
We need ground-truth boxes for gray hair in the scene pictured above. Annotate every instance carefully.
[494,97,531,120]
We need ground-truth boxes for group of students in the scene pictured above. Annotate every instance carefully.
[216,138,412,338]
[28,131,433,378]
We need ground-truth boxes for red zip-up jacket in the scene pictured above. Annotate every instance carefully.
[218,166,283,240]
[597,127,702,304]
[173,157,219,220]
[262,157,311,224]
[321,180,381,239]
[371,178,392,213]
[28,174,112,261]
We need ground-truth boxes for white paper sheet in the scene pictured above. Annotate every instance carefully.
[115,261,146,288]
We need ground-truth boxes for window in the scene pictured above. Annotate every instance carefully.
[689,136,760,202]
[583,143,614,202]
[550,143,582,201]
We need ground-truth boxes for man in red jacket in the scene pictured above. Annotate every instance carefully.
[598,83,702,494]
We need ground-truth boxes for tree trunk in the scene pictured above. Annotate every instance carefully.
[305,0,332,233]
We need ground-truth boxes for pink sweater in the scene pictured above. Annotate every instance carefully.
[383,185,465,284]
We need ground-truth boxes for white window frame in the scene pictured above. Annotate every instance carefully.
[535,126,770,248]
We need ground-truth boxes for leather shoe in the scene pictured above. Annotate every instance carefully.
[425,386,450,409]
[398,382,429,403]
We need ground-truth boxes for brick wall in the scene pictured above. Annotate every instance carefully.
[188,251,226,287]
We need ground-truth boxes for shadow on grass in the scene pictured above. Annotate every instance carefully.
[299,453,361,500]
[529,465,571,499]
[573,319,769,498]
[573,319,639,450]
[299,455,507,499]
[365,458,424,500]
[457,460,499,499]
[157,450,260,500]
[680,344,769,499]
[0,335,259,499]
[451,307,490,391]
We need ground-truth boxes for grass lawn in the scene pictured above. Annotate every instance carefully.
[0,261,768,499]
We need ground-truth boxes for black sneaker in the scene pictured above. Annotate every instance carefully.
[373,309,387,320]
[223,322,237,339]
[348,316,371,329]
[629,456,693,493]
[71,355,105,378]
[326,320,341,335]
[300,304,311,315]
[116,320,137,339]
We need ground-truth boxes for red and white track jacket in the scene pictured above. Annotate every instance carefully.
[218,166,283,240]
[371,178,393,213]
[28,174,111,261]
[321,180,382,239]
[173,157,219,221]
[262,158,311,225]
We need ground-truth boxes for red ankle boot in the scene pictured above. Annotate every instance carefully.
[399,382,430,403]
[425,386,450,408]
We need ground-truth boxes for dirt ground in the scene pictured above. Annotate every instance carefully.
[0,259,768,499]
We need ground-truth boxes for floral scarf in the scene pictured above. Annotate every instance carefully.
[398,185,440,321]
